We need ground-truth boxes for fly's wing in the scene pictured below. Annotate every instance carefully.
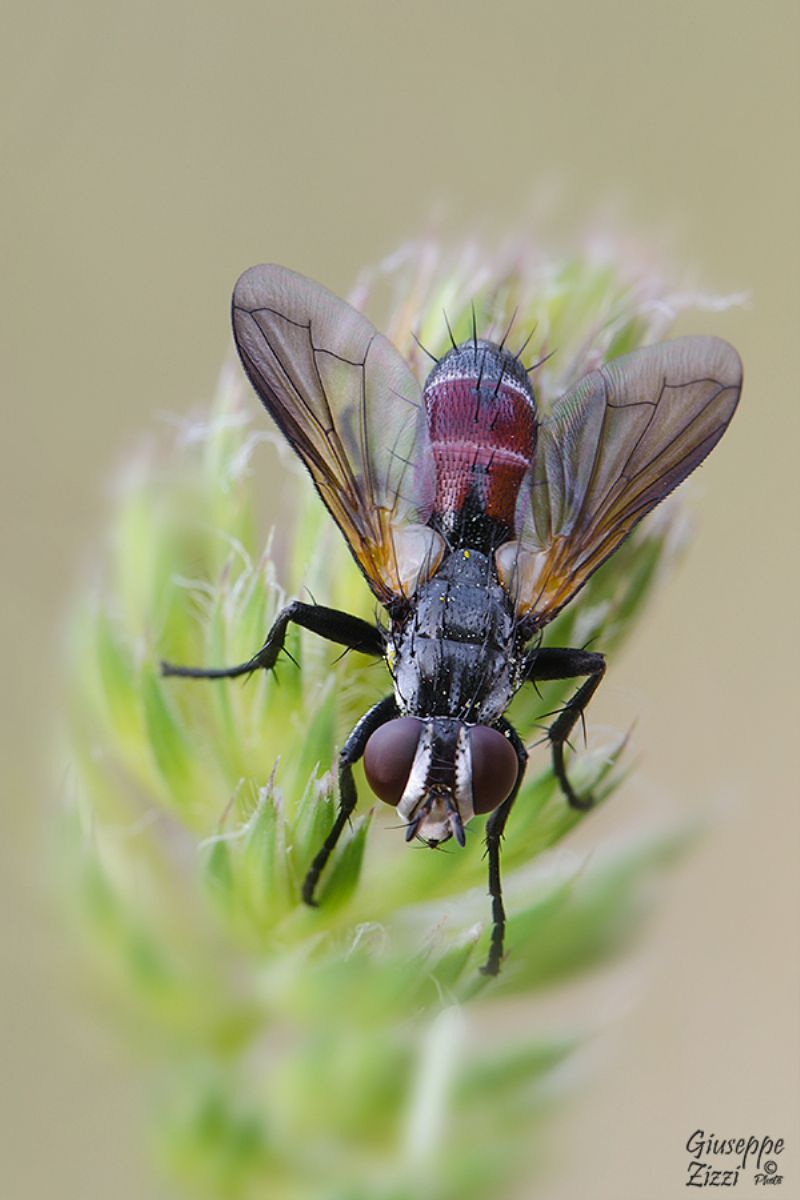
[496,336,742,625]
[232,265,443,605]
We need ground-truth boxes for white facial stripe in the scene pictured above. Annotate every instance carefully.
[397,722,433,822]
[454,725,475,822]
[396,720,479,843]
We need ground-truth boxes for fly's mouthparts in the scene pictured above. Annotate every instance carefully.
[404,792,467,848]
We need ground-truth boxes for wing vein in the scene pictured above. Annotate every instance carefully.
[499,337,741,627]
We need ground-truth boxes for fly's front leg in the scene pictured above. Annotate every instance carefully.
[302,695,398,906]
[523,646,606,810]
[480,720,528,977]
[161,601,385,679]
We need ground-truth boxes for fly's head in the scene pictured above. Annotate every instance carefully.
[363,716,519,847]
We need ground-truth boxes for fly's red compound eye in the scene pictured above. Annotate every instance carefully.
[469,726,518,814]
[363,717,422,806]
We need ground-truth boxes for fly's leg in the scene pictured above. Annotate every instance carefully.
[480,720,528,977]
[302,695,399,906]
[161,601,384,679]
[163,603,392,906]
[523,647,606,810]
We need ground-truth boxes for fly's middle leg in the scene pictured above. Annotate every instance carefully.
[523,646,606,810]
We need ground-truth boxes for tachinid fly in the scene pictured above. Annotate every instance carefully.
[162,264,742,976]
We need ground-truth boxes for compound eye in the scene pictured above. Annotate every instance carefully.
[363,717,422,806]
[469,726,519,814]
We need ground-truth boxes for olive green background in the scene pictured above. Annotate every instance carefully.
[2,2,797,1197]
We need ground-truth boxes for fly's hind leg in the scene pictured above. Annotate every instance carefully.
[523,647,606,810]
[161,601,385,680]
[302,695,398,906]
[480,720,528,977]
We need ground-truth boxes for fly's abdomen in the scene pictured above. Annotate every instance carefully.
[423,340,537,547]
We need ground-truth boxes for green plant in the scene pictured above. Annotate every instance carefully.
[63,239,714,1199]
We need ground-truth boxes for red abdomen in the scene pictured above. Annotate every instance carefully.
[423,341,537,536]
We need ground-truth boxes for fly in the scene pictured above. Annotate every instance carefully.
[162,264,742,975]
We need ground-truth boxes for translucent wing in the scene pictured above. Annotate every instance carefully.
[232,264,443,605]
[496,336,742,625]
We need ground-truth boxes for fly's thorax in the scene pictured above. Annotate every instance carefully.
[387,549,519,724]
[423,339,537,552]
[362,716,519,847]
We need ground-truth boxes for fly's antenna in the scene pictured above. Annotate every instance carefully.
[514,322,538,362]
[450,806,466,848]
[411,329,438,364]
[498,307,519,352]
[471,301,478,352]
[442,308,458,352]
[405,814,423,842]
[526,347,557,374]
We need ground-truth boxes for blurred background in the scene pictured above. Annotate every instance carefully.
[2,2,797,1197]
